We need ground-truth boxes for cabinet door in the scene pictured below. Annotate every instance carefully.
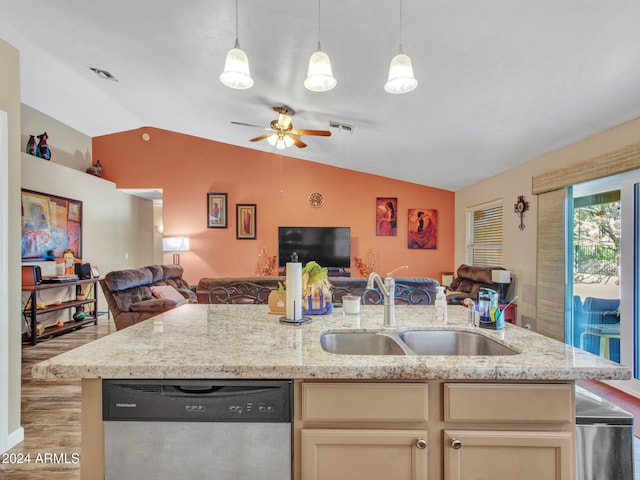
[301,429,428,480]
[444,430,573,480]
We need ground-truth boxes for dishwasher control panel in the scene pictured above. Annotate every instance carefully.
[103,379,292,423]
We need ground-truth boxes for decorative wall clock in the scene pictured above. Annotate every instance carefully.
[308,192,324,208]
[514,195,530,230]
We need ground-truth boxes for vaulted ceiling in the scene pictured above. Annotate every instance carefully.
[2,0,640,190]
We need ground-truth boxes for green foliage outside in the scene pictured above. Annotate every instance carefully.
[573,199,620,281]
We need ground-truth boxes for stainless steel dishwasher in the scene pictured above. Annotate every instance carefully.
[102,379,292,480]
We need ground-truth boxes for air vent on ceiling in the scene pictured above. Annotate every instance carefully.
[329,121,354,133]
[89,67,118,82]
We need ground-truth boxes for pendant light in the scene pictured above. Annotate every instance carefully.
[384,0,418,94]
[220,0,254,89]
[304,0,337,92]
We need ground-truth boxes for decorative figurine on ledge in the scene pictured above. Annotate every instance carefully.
[26,135,37,156]
[36,132,51,160]
[86,160,103,177]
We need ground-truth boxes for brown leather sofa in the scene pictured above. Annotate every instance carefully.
[100,264,197,330]
[445,264,510,304]
[196,276,439,305]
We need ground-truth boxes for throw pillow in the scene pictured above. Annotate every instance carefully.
[150,285,186,305]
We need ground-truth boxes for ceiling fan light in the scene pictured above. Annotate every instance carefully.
[283,135,295,148]
[266,134,279,147]
[268,133,294,150]
[220,40,254,90]
[304,48,337,92]
[384,52,418,94]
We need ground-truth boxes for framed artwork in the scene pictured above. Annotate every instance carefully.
[236,204,257,240]
[21,189,83,260]
[207,192,228,228]
[408,209,437,249]
[376,197,397,236]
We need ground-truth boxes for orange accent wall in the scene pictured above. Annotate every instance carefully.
[93,127,454,285]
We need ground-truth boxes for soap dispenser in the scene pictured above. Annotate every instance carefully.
[434,286,448,324]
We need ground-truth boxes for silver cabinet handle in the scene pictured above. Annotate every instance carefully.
[451,439,462,449]
[416,439,427,449]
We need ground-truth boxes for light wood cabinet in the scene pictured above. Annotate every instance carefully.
[294,380,575,480]
[301,428,427,480]
[443,383,575,480]
[444,429,573,480]
[297,382,429,480]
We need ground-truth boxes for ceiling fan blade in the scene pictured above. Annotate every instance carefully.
[290,135,307,148]
[249,134,271,142]
[290,129,331,137]
[231,121,270,130]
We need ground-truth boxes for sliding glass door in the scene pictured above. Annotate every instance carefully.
[567,170,640,396]
[567,180,621,363]
[619,173,640,395]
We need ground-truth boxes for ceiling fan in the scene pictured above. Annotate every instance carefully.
[232,105,331,149]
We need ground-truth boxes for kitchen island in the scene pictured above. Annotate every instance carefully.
[33,304,631,479]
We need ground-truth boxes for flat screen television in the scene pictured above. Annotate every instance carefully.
[278,227,350,269]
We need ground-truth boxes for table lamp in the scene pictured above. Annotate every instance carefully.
[162,237,190,265]
[491,269,511,303]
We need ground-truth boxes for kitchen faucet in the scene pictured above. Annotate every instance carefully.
[366,266,408,328]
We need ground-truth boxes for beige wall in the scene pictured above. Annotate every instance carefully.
[0,38,23,451]
[455,117,640,328]
[21,153,157,318]
[21,103,92,171]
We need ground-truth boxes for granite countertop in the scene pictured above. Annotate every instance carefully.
[32,304,631,381]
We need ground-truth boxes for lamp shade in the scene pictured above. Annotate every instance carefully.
[384,51,418,94]
[220,40,254,90]
[304,45,337,92]
[162,237,190,252]
[491,270,511,284]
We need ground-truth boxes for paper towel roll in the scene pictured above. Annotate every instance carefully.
[286,262,302,321]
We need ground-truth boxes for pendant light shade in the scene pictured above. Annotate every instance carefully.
[384,49,418,94]
[220,0,253,90]
[304,43,337,92]
[220,39,254,89]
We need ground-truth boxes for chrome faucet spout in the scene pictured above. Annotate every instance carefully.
[366,272,395,328]
[366,272,385,293]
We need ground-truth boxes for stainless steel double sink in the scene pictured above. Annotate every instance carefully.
[320,329,519,356]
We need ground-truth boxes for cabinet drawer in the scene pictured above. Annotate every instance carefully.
[302,383,428,423]
[444,383,573,423]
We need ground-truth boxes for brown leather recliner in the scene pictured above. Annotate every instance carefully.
[445,264,510,304]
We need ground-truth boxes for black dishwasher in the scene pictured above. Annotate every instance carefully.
[102,379,292,480]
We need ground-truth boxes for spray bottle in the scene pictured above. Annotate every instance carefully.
[434,286,448,324]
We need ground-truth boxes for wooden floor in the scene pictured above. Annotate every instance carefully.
[0,315,115,480]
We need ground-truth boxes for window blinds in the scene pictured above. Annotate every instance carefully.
[466,200,503,266]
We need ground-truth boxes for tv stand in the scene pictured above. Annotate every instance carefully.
[327,268,350,277]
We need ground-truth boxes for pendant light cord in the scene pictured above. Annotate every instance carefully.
[317,0,322,46]
[235,0,239,42]
[399,0,403,49]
